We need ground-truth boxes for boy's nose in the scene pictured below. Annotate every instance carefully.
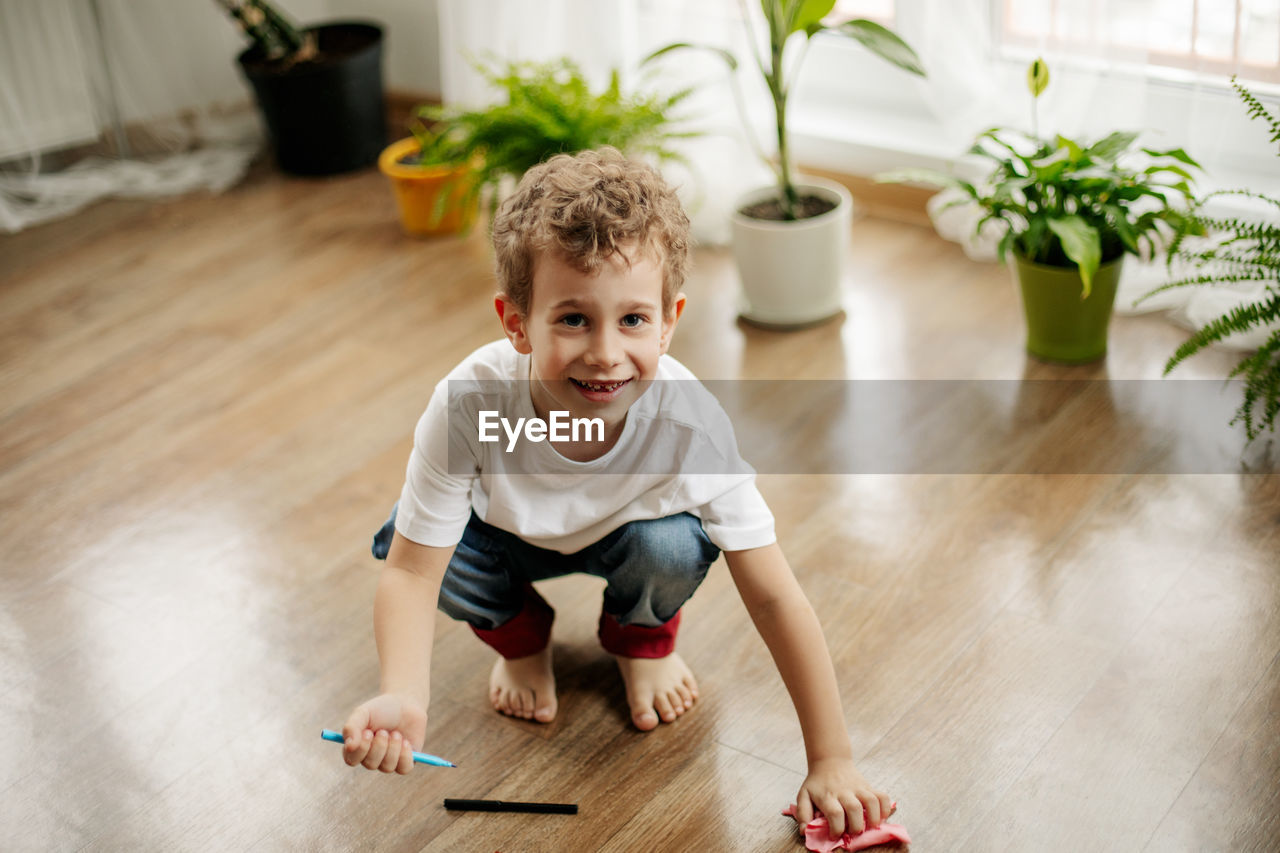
[583,329,623,366]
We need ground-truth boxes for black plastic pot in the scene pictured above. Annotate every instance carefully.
[238,21,386,176]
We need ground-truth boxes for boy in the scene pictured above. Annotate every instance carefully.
[341,147,894,838]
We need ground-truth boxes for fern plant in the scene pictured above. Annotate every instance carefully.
[407,57,698,223]
[1140,78,1280,441]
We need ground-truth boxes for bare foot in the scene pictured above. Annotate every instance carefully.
[489,645,557,723]
[614,653,698,731]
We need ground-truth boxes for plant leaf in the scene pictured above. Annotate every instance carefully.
[1047,216,1102,299]
[1055,135,1084,164]
[1030,147,1070,182]
[996,226,1017,263]
[1144,163,1197,183]
[834,20,926,77]
[976,128,1034,163]
[792,0,837,36]
[1141,146,1202,169]
[1027,58,1050,98]
[642,42,738,72]
[1104,203,1140,253]
[1086,131,1139,161]
[1166,293,1280,374]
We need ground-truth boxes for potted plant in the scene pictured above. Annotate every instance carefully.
[882,59,1201,362]
[216,0,386,176]
[378,140,480,238]
[645,1,925,326]
[1140,78,1280,441]
[380,57,697,237]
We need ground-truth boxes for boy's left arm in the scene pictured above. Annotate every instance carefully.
[723,543,895,839]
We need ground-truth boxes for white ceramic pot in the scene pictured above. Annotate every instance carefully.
[729,176,853,327]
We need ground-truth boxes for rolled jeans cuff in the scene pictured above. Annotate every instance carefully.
[598,609,681,659]
[469,584,554,659]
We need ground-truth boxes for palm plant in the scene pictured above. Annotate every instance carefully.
[645,0,924,220]
[1140,78,1280,441]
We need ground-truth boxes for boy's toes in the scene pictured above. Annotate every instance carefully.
[653,692,676,722]
[533,694,557,723]
[629,694,659,730]
[495,687,528,718]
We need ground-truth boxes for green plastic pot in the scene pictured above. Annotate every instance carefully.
[1013,254,1124,364]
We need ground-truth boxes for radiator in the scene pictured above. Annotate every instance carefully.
[0,0,101,160]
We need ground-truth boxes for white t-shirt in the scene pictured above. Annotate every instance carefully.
[395,340,776,553]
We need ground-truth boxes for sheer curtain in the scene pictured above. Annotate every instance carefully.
[0,0,289,234]
[436,0,775,246]
[905,0,1279,349]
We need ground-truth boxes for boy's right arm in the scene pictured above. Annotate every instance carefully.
[341,531,454,774]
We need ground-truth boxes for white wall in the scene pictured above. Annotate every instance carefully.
[334,0,440,96]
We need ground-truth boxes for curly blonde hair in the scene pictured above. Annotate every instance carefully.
[491,146,690,316]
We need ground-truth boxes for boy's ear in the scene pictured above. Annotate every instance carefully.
[495,294,533,354]
[658,293,687,355]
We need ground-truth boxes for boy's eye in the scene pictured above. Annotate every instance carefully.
[560,314,587,328]
[621,314,646,328]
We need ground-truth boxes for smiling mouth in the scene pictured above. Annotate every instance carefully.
[570,378,631,393]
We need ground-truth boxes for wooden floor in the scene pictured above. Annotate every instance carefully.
[2,162,1278,853]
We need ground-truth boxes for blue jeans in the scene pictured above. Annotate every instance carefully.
[372,505,720,657]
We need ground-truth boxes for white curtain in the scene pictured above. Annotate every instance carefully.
[0,0,277,234]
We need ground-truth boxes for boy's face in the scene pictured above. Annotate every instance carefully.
[497,244,685,432]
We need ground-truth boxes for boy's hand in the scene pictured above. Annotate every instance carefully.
[341,693,428,774]
[794,757,895,839]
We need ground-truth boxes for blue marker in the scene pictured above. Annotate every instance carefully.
[321,728,456,767]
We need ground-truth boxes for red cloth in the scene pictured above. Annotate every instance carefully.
[469,587,684,660]
[598,609,681,658]
[469,584,554,659]
[783,804,910,852]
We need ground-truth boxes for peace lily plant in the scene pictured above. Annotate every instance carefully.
[883,59,1202,361]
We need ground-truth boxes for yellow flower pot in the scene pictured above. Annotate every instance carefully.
[378,137,478,236]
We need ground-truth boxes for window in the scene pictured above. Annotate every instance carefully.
[768,0,1280,190]
[996,0,1280,86]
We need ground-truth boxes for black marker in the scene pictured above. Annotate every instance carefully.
[444,798,578,815]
